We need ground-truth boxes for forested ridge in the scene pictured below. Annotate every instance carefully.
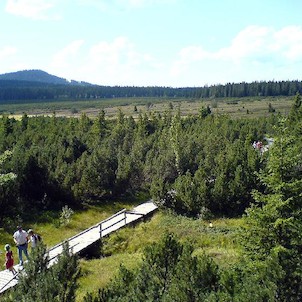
[1,94,302,301]
[1,78,302,102]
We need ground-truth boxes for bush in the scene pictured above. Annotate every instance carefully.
[59,205,74,227]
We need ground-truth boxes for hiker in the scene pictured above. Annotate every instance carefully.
[28,229,41,249]
[13,226,29,266]
[4,244,17,276]
[252,141,257,149]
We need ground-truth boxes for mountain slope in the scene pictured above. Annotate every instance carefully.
[0,69,86,85]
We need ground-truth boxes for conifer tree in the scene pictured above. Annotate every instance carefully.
[242,118,302,300]
[84,233,220,302]
[289,92,302,120]
[4,242,80,302]
[0,150,16,185]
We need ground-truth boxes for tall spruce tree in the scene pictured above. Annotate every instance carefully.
[242,118,302,301]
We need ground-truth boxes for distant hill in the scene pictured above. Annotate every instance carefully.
[0,69,90,86]
[0,69,301,103]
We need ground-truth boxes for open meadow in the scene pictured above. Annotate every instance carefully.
[0,95,293,119]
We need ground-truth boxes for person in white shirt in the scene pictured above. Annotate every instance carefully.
[13,226,29,266]
[28,229,39,249]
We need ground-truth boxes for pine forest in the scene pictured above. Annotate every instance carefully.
[1,92,302,301]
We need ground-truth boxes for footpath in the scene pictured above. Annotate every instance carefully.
[0,201,158,294]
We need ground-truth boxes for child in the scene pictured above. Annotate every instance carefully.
[4,244,17,276]
[28,229,41,249]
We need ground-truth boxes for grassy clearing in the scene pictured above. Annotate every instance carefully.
[77,253,142,301]
[0,199,142,256]
[2,96,293,119]
[102,212,243,257]
[0,201,244,301]
[76,210,244,301]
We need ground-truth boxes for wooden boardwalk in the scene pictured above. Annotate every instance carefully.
[0,200,158,294]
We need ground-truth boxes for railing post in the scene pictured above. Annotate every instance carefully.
[99,222,103,257]
[124,211,127,225]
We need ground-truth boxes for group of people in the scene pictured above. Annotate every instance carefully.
[4,226,40,276]
[252,140,267,155]
[252,140,263,150]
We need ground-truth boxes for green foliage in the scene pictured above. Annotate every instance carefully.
[172,171,206,216]
[84,233,220,302]
[211,99,218,108]
[1,97,301,301]
[1,79,301,104]
[169,113,182,174]
[84,233,282,302]
[241,118,302,300]
[59,205,74,227]
[0,150,18,222]
[0,101,279,222]
[0,150,16,185]
[199,105,211,118]
[268,102,276,113]
[289,92,302,120]
[218,257,280,302]
[4,242,80,302]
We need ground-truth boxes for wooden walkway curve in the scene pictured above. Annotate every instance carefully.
[0,200,158,294]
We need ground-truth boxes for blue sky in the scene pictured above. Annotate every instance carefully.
[1,0,302,87]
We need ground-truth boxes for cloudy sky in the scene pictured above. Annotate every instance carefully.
[0,0,302,87]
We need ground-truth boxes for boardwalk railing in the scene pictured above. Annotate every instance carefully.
[99,209,145,237]
[0,201,158,294]
[100,209,126,238]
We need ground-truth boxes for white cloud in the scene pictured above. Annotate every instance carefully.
[216,26,273,61]
[170,46,211,76]
[51,40,84,70]
[89,37,130,67]
[171,25,302,82]
[49,37,160,85]
[5,0,60,20]
[0,46,17,59]
[83,37,160,84]
[45,26,302,86]
[118,0,174,7]
[76,0,175,11]
[273,26,302,60]
[76,0,108,11]
[0,46,31,74]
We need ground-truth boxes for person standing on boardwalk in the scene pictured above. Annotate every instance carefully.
[27,229,40,249]
[13,226,29,266]
[4,244,17,276]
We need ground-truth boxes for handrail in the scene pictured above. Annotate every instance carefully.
[99,210,145,237]
[100,210,127,237]
[48,209,126,253]
[125,211,144,216]
[0,202,158,295]
[100,209,126,225]
[0,271,21,294]
[2,209,131,293]
[0,242,80,293]
[48,242,79,262]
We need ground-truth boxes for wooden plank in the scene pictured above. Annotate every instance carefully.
[0,201,158,294]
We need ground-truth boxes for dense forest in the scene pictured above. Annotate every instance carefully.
[1,78,302,102]
[0,105,270,223]
[1,93,302,301]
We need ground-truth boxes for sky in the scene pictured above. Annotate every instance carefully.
[0,0,302,87]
